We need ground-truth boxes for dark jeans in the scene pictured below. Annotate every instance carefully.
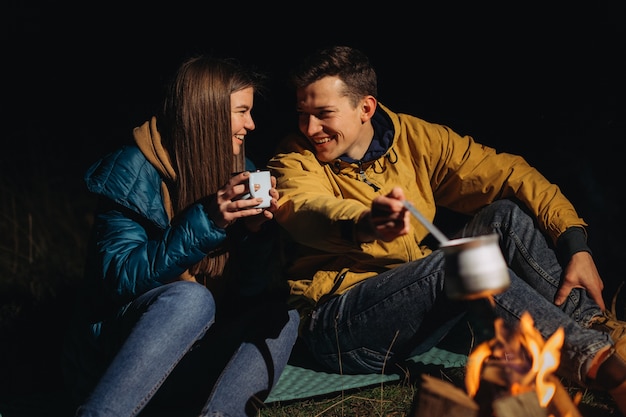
[302,199,609,386]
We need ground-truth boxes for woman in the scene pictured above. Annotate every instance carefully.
[62,55,299,417]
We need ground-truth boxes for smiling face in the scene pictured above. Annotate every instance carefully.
[296,76,376,163]
[230,86,256,156]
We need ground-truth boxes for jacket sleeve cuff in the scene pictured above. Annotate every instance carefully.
[556,226,591,263]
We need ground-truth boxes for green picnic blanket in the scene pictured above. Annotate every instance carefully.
[266,327,470,404]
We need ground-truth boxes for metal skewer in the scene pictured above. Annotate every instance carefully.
[402,200,449,245]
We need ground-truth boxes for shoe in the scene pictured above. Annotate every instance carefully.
[589,282,626,343]
[589,283,626,415]
[596,338,626,388]
[598,346,626,415]
[594,338,626,415]
[609,380,626,417]
[589,310,626,342]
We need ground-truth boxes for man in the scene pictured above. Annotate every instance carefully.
[267,45,626,412]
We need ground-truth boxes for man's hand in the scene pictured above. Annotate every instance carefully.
[555,251,606,310]
[356,187,410,243]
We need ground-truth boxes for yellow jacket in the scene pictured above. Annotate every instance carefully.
[268,103,586,314]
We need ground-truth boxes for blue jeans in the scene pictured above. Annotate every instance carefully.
[68,281,299,417]
[302,199,611,386]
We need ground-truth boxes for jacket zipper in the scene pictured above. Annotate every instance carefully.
[358,161,380,191]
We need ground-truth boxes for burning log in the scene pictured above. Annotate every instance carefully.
[412,311,584,417]
[412,368,581,417]
[491,391,548,417]
[474,357,582,417]
[545,374,583,417]
[467,311,583,417]
[413,374,557,417]
[412,374,478,417]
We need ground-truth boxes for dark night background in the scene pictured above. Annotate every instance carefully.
[2,0,626,413]
[8,2,623,284]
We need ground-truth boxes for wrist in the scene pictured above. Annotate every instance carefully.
[556,226,590,263]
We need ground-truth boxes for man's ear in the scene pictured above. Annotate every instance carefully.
[360,95,377,123]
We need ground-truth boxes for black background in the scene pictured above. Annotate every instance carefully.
[3,2,626,295]
[1,3,626,414]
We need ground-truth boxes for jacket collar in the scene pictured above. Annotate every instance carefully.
[339,105,394,164]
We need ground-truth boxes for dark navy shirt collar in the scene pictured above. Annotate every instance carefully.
[340,106,394,163]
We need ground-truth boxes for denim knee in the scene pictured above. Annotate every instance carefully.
[462,199,537,239]
[163,281,216,324]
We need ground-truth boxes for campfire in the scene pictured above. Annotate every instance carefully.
[400,224,585,416]
[413,308,583,417]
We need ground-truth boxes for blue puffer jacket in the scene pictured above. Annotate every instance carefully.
[82,145,227,310]
[71,144,276,336]
[62,117,282,402]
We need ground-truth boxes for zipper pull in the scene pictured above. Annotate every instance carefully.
[359,169,380,191]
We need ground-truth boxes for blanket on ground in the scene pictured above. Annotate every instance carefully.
[266,322,471,403]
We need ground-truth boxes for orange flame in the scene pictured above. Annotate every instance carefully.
[465,311,564,407]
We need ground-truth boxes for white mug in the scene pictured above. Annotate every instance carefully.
[247,170,272,209]
[441,233,510,300]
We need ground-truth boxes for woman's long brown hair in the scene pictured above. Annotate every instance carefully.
[159,55,262,281]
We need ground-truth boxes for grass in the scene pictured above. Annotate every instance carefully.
[261,383,419,416]
[259,353,621,416]
[0,165,623,417]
